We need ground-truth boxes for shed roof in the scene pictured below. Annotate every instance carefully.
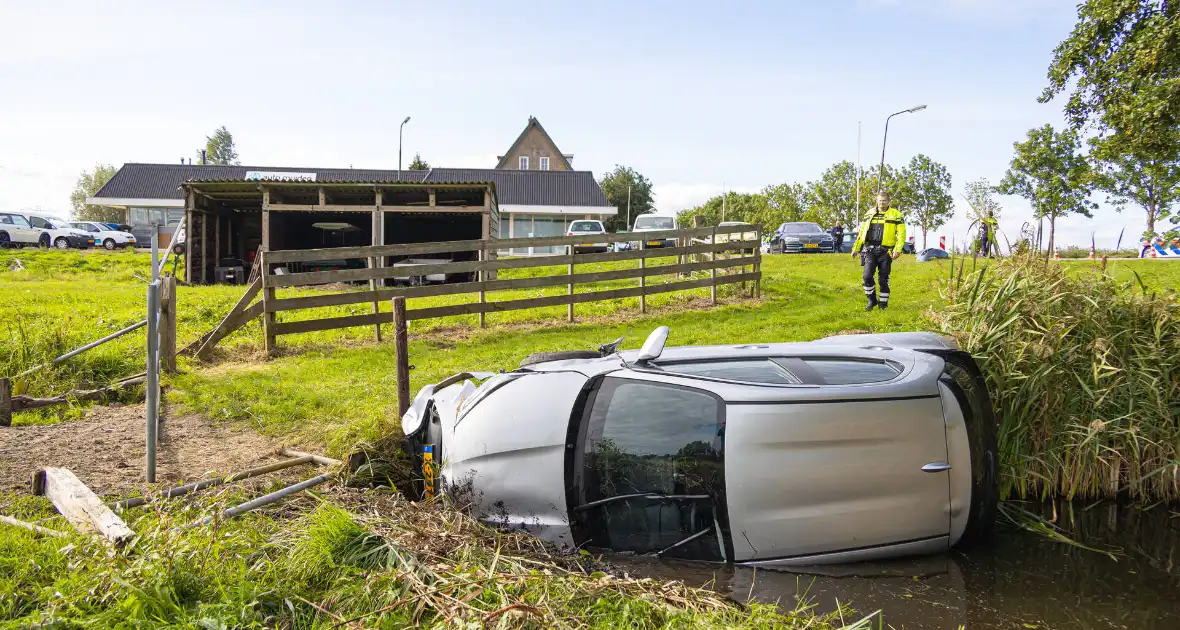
[95,163,611,207]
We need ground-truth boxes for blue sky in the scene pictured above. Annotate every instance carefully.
[0,0,1142,247]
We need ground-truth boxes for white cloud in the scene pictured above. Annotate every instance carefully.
[653,183,761,215]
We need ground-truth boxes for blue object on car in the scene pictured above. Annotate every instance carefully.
[916,248,950,262]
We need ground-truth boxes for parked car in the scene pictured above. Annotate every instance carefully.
[567,220,609,254]
[916,248,950,263]
[902,237,916,255]
[715,221,758,255]
[770,222,835,254]
[0,212,49,248]
[632,214,677,249]
[402,327,998,567]
[21,213,94,249]
[70,221,137,250]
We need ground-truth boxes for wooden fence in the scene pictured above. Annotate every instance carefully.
[196,225,760,355]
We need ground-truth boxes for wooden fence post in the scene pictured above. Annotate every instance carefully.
[639,254,647,315]
[711,226,718,305]
[160,276,177,373]
[392,297,410,418]
[567,247,575,323]
[261,250,277,355]
[478,240,487,328]
[0,377,11,427]
[754,225,762,299]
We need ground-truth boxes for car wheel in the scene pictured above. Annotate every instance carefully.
[103,239,116,250]
[39,234,50,248]
[54,237,70,249]
[0,232,9,248]
[519,350,602,368]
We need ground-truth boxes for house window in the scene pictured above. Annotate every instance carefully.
[519,156,529,169]
[540,156,550,170]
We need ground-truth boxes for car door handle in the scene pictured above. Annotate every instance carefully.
[921,462,952,472]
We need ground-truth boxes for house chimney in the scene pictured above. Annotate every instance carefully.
[180,158,185,164]
[201,150,207,165]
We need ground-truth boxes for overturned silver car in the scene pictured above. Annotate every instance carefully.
[401,328,998,567]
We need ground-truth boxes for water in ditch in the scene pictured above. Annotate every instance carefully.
[611,502,1180,629]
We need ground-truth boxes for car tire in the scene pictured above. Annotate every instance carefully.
[103,239,116,250]
[54,237,70,249]
[519,350,602,368]
[39,234,50,248]
[0,232,9,248]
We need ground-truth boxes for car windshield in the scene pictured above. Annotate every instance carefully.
[73,222,100,232]
[782,222,824,235]
[43,218,68,229]
[570,222,603,232]
[634,216,674,230]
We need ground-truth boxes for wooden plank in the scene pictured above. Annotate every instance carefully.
[370,192,383,342]
[264,256,759,313]
[393,297,410,417]
[639,257,646,314]
[272,312,387,336]
[196,278,262,359]
[567,249,575,322]
[711,226,718,305]
[265,240,759,289]
[183,207,193,284]
[0,514,67,538]
[32,468,133,545]
[160,276,177,373]
[0,377,10,427]
[406,273,760,321]
[11,376,147,412]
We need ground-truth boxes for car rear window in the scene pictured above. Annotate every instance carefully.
[659,359,801,385]
[570,222,603,232]
[803,359,899,385]
[634,216,675,230]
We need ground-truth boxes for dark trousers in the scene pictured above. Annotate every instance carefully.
[980,235,991,256]
[862,246,892,303]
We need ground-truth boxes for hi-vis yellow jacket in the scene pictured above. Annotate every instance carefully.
[853,208,907,254]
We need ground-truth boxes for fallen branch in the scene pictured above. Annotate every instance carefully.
[279,447,342,467]
[32,468,134,545]
[482,603,543,624]
[10,376,146,412]
[0,514,67,538]
[112,456,315,510]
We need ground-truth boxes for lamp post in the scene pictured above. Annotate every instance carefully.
[398,116,411,180]
[876,105,927,197]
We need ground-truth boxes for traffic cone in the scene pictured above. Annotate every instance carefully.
[1054,247,1061,260]
[1088,245,1095,259]
[939,235,946,250]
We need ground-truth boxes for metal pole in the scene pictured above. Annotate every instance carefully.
[145,281,160,483]
[151,228,159,282]
[187,473,334,528]
[112,456,315,510]
[627,184,631,229]
[856,121,862,222]
[876,105,927,198]
[398,116,410,181]
[14,319,148,379]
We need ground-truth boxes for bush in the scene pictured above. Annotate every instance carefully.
[932,254,1180,502]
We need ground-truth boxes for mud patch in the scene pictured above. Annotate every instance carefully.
[0,404,285,497]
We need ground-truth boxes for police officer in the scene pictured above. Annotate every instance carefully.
[830,223,845,253]
[979,211,998,257]
[852,191,906,310]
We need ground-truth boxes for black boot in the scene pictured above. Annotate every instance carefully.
[879,301,889,311]
[865,292,878,311]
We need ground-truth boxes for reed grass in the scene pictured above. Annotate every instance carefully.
[933,253,1180,503]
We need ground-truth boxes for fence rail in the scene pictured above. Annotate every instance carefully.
[256,225,761,352]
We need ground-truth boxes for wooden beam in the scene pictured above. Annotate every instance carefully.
[429,188,436,206]
[32,468,133,545]
[160,276,177,373]
[200,212,208,285]
[214,214,221,271]
[0,377,10,427]
[318,186,326,207]
[261,187,271,249]
[393,297,410,417]
[196,278,261,359]
[261,250,276,354]
[370,189,383,342]
[266,204,380,212]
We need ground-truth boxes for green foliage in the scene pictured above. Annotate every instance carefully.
[963,177,1004,222]
[807,161,865,228]
[69,164,120,222]
[599,165,655,232]
[1042,1,1180,158]
[407,152,430,170]
[201,126,240,165]
[997,124,1095,253]
[935,254,1180,502]
[1089,129,1180,238]
[899,155,954,248]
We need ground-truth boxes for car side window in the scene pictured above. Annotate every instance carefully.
[571,378,728,561]
[7,215,30,227]
[0,214,12,225]
[803,359,900,385]
[659,359,800,385]
[29,217,47,228]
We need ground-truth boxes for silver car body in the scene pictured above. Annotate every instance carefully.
[402,331,996,566]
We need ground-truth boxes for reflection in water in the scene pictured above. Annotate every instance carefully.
[612,502,1180,629]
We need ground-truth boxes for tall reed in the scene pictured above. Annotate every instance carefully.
[932,254,1180,502]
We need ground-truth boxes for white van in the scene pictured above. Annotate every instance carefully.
[632,214,677,249]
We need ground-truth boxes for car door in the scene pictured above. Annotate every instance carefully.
[718,357,951,563]
[566,376,732,562]
[3,214,38,243]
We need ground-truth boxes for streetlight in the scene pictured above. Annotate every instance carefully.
[876,105,927,197]
[398,116,412,180]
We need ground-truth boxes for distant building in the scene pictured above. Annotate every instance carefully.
[495,116,575,171]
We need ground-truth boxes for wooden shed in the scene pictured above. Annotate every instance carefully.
[181,179,499,285]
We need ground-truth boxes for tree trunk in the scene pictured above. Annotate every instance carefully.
[921,226,928,249]
[1048,215,1057,259]
[1147,199,1157,236]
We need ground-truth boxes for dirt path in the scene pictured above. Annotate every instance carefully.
[0,405,285,497]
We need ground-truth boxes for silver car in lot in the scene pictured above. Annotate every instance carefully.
[402,328,998,567]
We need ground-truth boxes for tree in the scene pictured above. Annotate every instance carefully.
[200,126,239,165]
[807,161,863,229]
[1089,130,1180,238]
[760,182,812,227]
[901,155,954,249]
[69,164,120,222]
[678,192,770,227]
[1042,1,1180,159]
[408,153,430,170]
[598,165,654,232]
[963,178,1003,222]
[997,124,1096,255]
